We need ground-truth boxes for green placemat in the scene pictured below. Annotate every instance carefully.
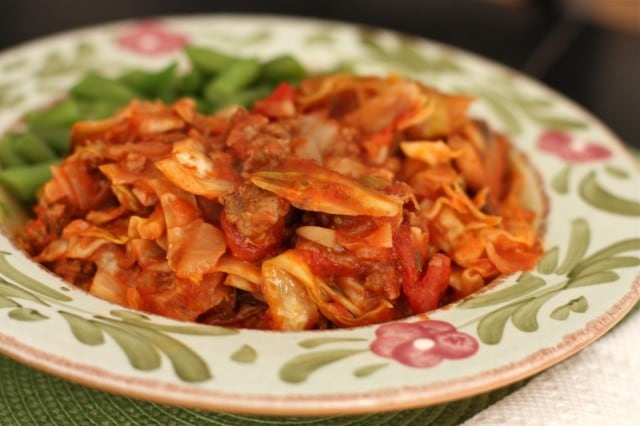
[2,302,637,426]
[0,354,528,426]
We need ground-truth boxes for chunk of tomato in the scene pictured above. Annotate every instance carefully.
[393,224,420,286]
[252,83,297,118]
[404,253,451,314]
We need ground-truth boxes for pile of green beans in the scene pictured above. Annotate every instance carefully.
[0,46,307,202]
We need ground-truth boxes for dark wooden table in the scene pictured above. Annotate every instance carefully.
[1,0,638,148]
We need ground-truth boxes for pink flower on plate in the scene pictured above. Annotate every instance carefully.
[537,130,612,163]
[117,21,189,56]
[370,320,479,368]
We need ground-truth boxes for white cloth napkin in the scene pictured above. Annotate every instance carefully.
[463,310,640,425]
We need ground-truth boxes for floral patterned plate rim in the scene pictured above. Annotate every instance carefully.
[0,15,638,416]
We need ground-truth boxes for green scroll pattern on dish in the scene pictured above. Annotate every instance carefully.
[0,251,239,383]
[579,171,640,216]
[0,251,71,301]
[37,42,98,78]
[280,348,369,384]
[458,218,640,345]
[453,82,588,136]
[278,337,378,384]
[550,164,640,216]
[0,82,24,110]
[357,30,464,75]
[230,344,258,364]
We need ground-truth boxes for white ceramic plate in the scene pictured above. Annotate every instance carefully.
[0,15,638,416]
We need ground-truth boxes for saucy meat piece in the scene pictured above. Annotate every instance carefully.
[219,183,291,261]
[224,112,296,172]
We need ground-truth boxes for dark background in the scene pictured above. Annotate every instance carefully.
[1,0,638,148]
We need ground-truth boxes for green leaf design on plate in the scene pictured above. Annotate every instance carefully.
[571,238,640,270]
[569,296,589,313]
[0,252,72,302]
[511,291,561,332]
[565,271,619,289]
[513,95,553,110]
[550,305,570,321]
[471,282,565,343]
[121,318,237,336]
[537,246,559,274]
[550,297,588,321]
[37,42,98,78]
[359,32,404,66]
[474,90,522,135]
[0,295,20,308]
[569,257,640,280]
[477,300,529,345]
[0,82,24,109]
[579,171,640,216]
[510,86,587,130]
[110,309,237,336]
[238,29,273,45]
[75,42,96,59]
[38,52,72,77]
[529,115,587,130]
[604,165,630,179]
[551,165,572,194]
[230,344,257,364]
[95,321,162,371]
[1,57,27,72]
[110,309,150,320]
[303,32,335,45]
[458,273,545,309]
[395,36,462,73]
[359,31,463,74]
[298,337,368,349]
[279,349,367,384]
[59,311,105,346]
[555,218,590,275]
[96,316,212,382]
[0,278,49,306]
[244,30,272,45]
[8,308,48,322]
[467,218,639,344]
[55,310,221,382]
[353,363,388,378]
[461,79,587,135]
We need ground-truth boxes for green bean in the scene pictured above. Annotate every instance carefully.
[0,161,58,202]
[178,69,205,96]
[195,102,214,114]
[184,46,236,75]
[0,45,312,203]
[259,55,307,84]
[222,85,274,109]
[119,62,178,98]
[75,100,122,120]
[13,132,57,163]
[204,58,261,103]
[71,72,140,104]
[31,126,71,155]
[23,99,77,156]
[26,98,80,128]
[0,134,27,167]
